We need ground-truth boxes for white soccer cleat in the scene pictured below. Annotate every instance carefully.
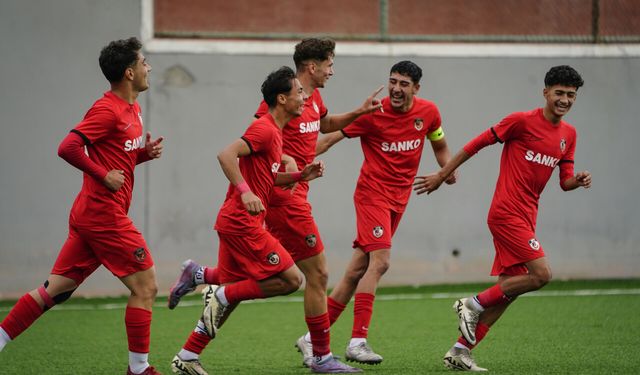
[345,342,383,365]
[295,335,314,367]
[201,285,227,338]
[170,354,209,375]
[443,347,488,372]
[454,298,481,345]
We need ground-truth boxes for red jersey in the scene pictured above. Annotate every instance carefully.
[69,91,147,228]
[463,108,577,229]
[215,113,283,234]
[255,89,327,205]
[342,96,443,212]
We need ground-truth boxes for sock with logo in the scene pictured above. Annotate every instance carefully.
[327,296,347,325]
[222,279,264,305]
[306,312,331,358]
[0,293,45,341]
[351,293,375,339]
[475,284,511,308]
[455,322,490,349]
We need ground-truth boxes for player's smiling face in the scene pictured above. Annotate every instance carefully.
[388,72,419,112]
[284,78,306,117]
[312,56,334,88]
[544,84,577,119]
[130,52,152,92]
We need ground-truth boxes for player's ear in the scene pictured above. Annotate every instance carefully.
[277,93,286,105]
[124,67,135,81]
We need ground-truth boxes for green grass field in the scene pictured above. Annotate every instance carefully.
[1,279,639,374]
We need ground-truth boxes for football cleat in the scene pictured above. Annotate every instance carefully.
[170,355,208,375]
[310,357,363,373]
[201,285,227,338]
[295,335,314,367]
[443,346,488,372]
[168,259,200,309]
[127,365,162,375]
[345,342,383,365]
[454,298,481,345]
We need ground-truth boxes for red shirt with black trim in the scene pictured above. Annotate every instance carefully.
[215,113,283,234]
[342,96,443,212]
[463,108,577,229]
[255,89,327,205]
[69,91,147,228]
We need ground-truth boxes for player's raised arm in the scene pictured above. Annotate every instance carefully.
[315,131,345,156]
[217,138,265,215]
[319,86,383,134]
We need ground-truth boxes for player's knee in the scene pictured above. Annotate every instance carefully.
[40,281,77,310]
[305,266,329,289]
[344,266,367,284]
[283,272,303,294]
[133,282,159,301]
[371,259,390,276]
[531,269,552,290]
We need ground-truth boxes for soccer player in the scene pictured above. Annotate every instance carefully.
[169,66,332,375]
[413,65,591,372]
[169,38,381,373]
[0,37,164,375]
[310,60,456,365]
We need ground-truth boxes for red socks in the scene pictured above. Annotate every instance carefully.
[125,306,152,353]
[476,284,511,308]
[223,279,264,305]
[457,322,490,349]
[204,267,219,285]
[183,331,212,354]
[351,293,375,338]
[0,293,44,339]
[327,297,347,325]
[306,313,331,357]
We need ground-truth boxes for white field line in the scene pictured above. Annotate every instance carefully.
[1,288,638,313]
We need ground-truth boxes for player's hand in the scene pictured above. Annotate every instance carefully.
[444,170,458,185]
[301,160,325,181]
[103,169,125,192]
[241,191,265,215]
[145,132,164,159]
[359,86,384,114]
[576,170,592,189]
[413,172,445,195]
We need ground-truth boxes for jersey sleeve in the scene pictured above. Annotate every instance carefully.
[254,100,269,119]
[426,106,444,141]
[241,121,273,154]
[491,112,524,143]
[559,128,577,184]
[316,91,328,119]
[73,103,117,145]
[341,113,372,139]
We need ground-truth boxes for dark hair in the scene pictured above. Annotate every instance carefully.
[544,65,584,89]
[293,38,336,70]
[99,37,143,83]
[261,66,296,108]
[390,60,422,84]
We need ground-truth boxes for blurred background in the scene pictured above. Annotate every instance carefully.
[1,0,638,297]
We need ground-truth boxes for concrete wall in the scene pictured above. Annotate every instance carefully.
[1,0,638,297]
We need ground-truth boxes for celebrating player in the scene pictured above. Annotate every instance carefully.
[169,66,329,375]
[0,37,164,375]
[309,60,456,365]
[413,65,591,371]
[168,38,381,373]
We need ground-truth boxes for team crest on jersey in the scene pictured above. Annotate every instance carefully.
[528,238,540,251]
[266,252,280,265]
[133,248,146,262]
[305,234,317,248]
[372,226,384,238]
[312,101,319,114]
[414,118,424,131]
[560,138,566,152]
